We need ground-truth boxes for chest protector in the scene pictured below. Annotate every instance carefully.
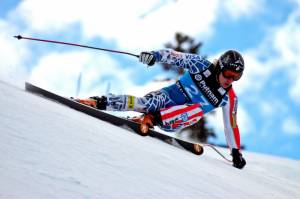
[189,64,231,107]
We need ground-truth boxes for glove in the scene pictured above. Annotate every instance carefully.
[139,51,156,66]
[231,148,246,169]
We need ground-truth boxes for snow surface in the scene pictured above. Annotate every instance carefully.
[0,80,300,199]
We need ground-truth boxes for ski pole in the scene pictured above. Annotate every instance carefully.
[14,35,139,58]
[203,144,232,162]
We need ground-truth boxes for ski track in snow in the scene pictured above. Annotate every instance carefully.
[0,81,300,199]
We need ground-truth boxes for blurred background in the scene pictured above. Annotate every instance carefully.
[0,0,299,159]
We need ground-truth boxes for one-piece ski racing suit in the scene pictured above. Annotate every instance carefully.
[106,49,241,150]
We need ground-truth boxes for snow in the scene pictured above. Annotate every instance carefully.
[0,80,300,199]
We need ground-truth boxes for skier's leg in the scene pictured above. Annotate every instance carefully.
[76,92,204,133]
[132,102,205,134]
[74,95,142,111]
[106,90,176,112]
[158,103,204,132]
[75,90,175,112]
[106,91,175,135]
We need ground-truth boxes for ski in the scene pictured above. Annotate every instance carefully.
[25,82,203,155]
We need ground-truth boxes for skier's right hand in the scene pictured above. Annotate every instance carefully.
[231,148,246,169]
[139,52,156,66]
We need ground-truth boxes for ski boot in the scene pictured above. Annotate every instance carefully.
[74,96,107,110]
[131,114,154,136]
[131,112,162,136]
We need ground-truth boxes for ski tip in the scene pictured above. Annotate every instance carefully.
[138,124,150,136]
[193,144,204,155]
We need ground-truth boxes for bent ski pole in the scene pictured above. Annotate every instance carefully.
[14,35,139,58]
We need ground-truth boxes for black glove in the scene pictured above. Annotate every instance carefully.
[139,52,156,66]
[232,148,246,169]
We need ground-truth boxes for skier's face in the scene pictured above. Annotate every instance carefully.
[219,71,235,88]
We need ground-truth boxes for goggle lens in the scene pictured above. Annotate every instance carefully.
[222,70,242,81]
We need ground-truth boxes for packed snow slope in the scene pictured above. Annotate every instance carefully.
[0,81,300,199]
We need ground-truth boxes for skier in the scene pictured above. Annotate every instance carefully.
[77,49,246,169]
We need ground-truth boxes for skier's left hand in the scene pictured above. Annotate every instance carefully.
[232,148,246,169]
[139,51,156,66]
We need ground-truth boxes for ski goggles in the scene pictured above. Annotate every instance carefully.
[222,70,242,81]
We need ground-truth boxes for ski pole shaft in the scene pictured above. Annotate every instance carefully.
[14,35,139,58]
[203,144,232,162]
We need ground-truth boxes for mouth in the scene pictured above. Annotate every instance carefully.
[224,82,231,87]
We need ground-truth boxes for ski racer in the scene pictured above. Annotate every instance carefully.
[78,49,246,169]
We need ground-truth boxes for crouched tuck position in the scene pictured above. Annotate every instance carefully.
[78,49,246,169]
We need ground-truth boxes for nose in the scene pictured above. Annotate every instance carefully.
[226,78,234,83]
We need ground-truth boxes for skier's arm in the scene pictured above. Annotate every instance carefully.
[222,90,241,150]
[222,89,246,169]
[140,49,207,72]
